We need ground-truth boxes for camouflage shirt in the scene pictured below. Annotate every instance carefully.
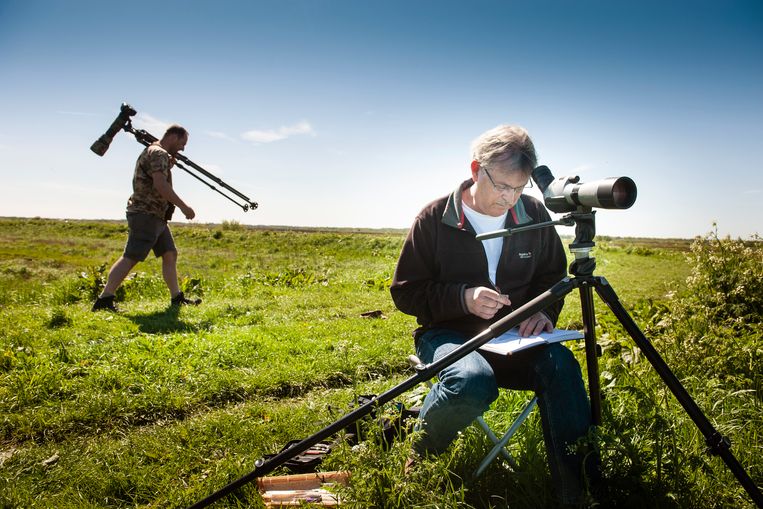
[126,142,173,219]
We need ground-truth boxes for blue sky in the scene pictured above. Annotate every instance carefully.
[1,0,761,239]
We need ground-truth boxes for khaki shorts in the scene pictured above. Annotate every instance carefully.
[124,212,177,262]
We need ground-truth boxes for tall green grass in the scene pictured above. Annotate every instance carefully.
[0,218,760,508]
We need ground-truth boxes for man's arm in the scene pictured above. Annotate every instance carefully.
[390,213,472,326]
[151,172,195,220]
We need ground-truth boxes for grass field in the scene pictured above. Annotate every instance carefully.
[0,217,760,508]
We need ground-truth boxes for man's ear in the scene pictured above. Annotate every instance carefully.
[470,160,480,180]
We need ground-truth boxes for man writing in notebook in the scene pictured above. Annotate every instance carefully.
[390,125,596,506]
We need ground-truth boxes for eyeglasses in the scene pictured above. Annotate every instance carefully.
[482,166,533,194]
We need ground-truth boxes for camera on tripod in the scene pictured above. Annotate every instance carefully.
[90,103,137,156]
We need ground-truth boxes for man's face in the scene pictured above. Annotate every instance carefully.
[472,161,530,216]
[166,134,188,155]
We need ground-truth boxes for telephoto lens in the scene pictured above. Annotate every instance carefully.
[90,103,136,156]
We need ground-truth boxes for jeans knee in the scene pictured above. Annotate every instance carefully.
[439,365,498,408]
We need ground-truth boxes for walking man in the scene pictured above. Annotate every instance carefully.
[92,124,201,311]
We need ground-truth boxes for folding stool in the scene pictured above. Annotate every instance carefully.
[407,354,537,477]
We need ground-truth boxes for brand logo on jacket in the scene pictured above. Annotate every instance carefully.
[518,251,532,259]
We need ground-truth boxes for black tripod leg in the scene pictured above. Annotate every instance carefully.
[593,277,763,508]
[187,278,577,509]
[579,282,602,425]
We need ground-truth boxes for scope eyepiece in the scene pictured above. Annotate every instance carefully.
[531,165,637,213]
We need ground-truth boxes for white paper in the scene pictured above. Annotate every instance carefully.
[479,328,583,356]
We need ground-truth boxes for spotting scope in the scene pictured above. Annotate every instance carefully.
[531,165,637,213]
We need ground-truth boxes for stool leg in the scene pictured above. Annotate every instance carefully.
[474,397,537,478]
[475,417,516,465]
[408,354,537,477]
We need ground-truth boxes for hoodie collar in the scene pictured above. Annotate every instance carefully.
[442,179,532,231]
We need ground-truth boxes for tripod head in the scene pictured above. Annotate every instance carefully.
[567,208,597,277]
[532,165,636,277]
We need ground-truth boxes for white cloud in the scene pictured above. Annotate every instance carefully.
[206,131,238,142]
[135,113,171,137]
[240,120,315,143]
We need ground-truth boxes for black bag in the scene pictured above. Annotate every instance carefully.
[262,440,336,474]
[164,204,175,221]
[266,396,421,474]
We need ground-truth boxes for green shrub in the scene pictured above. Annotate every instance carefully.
[77,264,108,301]
[363,274,391,291]
[221,219,243,231]
[682,227,762,325]
[237,268,328,288]
[660,227,762,392]
[179,275,205,297]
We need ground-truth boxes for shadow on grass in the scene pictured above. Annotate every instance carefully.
[125,305,200,333]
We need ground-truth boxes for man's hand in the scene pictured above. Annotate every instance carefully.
[152,172,195,220]
[180,205,195,220]
[518,311,553,337]
[464,286,511,319]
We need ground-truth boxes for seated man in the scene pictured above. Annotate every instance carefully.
[390,124,595,506]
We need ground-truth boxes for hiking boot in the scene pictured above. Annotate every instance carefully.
[171,292,201,306]
[92,295,118,312]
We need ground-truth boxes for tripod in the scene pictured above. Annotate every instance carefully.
[124,121,258,212]
[188,210,762,509]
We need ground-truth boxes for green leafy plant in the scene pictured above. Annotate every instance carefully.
[77,264,126,301]
[364,274,392,291]
[179,275,205,297]
[77,263,108,301]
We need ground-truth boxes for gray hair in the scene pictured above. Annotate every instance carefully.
[470,125,537,175]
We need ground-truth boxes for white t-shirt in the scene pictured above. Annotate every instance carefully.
[462,202,508,285]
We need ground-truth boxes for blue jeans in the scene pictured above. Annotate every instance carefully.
[414,328,594,504]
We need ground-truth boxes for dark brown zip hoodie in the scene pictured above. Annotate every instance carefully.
[390,179,567,340]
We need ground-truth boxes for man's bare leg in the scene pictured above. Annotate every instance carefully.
[100,256,138,297]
